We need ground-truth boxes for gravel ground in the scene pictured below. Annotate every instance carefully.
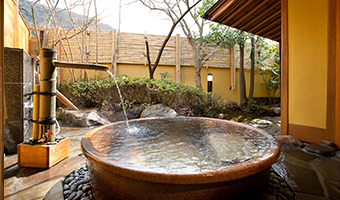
[61,163,295,200]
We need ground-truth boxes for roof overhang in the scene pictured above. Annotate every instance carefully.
[202,0,281,42]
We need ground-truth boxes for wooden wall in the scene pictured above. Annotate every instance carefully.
[4,0,30,53]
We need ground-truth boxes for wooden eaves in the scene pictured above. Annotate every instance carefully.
[202,0,281,42]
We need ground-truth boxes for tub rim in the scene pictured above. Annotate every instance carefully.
[81,116,280,185]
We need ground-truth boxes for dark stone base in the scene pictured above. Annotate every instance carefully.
[4,120,23,154]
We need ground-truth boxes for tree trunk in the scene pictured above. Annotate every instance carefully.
[249,36,255,98]
[239,45,246,107]
[149,68,154,79]
[194,59,202,88]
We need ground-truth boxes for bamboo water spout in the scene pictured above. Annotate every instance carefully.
[52,61,108,71]
[37,48,107,143]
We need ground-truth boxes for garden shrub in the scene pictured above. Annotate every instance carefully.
[58,75,238,117]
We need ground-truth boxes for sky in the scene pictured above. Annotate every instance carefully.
[65,0,194,36]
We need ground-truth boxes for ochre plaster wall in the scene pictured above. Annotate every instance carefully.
[60,63,273,104]
[288,0,327,128]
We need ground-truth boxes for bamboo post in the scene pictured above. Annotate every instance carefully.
[39,48,57,142]
[35,71,77,110]
[32,85,40,139]
[175,34,181,83]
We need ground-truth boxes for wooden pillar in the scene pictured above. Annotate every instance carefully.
[175,34,181,83]
[335,0,340,148]
[229,47,235,90]
[112,29,118,77]
[327,0,340,147]
[281,0,289,135]
[1,0,5,197]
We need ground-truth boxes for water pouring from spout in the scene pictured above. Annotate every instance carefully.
[106,70,131,131]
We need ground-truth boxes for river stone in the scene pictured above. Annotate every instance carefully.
[320,140,338,150]
[62,109,109,127]
[127,107,143,119]
[274,135,303,147]
[251,118,273,125]
[103,107,143,122]
[271,107,281,115]
[141,104,178,118]
[64,176,74,184]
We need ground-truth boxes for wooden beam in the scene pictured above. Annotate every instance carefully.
[232,0,272,27]
[248,10,281,33]
[289,124,326,144]
[56,90,78,110]
[254,18,281,37]
[29,26,45,32]
[260,22,281,38]
[271,31,282,40]
[211,0,235,21]
[221,1,252,24]
[281,0,289,135]
[240,1,280,30]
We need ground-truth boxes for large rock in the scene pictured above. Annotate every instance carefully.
[103,107,143,122]
[4,123,19,154]
[141,104,178,118]
[62,109,110,127]
[275,135,303,147]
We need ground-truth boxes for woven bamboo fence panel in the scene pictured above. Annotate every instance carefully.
[45,28,275,69]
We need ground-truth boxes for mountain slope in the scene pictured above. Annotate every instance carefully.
[19,0,113,31]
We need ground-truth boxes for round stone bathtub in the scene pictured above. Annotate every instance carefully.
[81,117,280,200]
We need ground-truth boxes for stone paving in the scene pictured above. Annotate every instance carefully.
[3,127,92,200]
[272,145,340,200]
[3,119,340,200]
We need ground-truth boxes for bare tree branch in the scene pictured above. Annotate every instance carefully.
[141,0,202,79]
[153,0,202,69]
[110,0,122,76]
[46,0,76,83]
[32,0,42,50]
[51,18,94,47]
[47,0,74,61]
[202,48,220,65]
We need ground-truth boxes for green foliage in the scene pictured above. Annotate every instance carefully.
[196,0,217,17]
[197,22,249,49]
[255,39,280,106]
[256,63,280,89]
[255,40,280,92]
[255,38,279,67]
[58,75,238,117]
[159,72,172,80]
